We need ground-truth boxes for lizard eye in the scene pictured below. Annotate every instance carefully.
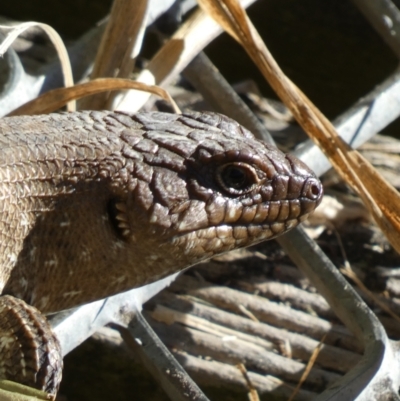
[216,163,259,195]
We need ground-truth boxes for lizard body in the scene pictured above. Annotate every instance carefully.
[0,110,322,392]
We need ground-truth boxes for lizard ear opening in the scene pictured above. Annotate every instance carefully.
[107,199,131,240]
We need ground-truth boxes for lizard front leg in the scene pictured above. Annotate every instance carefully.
[0,296,62,396]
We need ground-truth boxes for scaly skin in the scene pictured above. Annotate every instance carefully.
[0,110,322,315]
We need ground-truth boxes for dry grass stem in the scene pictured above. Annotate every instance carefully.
[237,304,260,322]
[238,280,333,319]
[150,304,275,350]
[148,315,341,387]
[0,22,74,111]
[171,275,362,353]
[172,351,317,400]
[116,0,256,112]
[156,287,360,373]
[287,334,327,401]
[82,0,148,110]
[7,78,180,116]
[236,363,260,401]
[341,266,400,324]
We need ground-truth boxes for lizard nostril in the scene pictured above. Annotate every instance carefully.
[303,177,323,202]
[310,182,321,197]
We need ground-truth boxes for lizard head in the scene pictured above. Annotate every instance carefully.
[115,111,323,274]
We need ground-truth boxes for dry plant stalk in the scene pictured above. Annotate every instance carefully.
[150,304,275,350]
[333,227,400,322]
[0,22,75,111]
[238,304,259,322]
[236,363,260,401]
[82,0,148,110]
[341,265,400,324]
[198,0,400,254]
[116,0,256,112]
[8,78,180,116]
[287,334,327,401]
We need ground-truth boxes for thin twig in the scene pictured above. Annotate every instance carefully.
[287,334,327,401]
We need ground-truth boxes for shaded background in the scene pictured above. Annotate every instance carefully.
[1,0,398,124]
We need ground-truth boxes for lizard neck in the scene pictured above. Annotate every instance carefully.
[0,114,141,311]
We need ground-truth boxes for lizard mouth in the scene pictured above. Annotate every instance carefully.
[171,186,322,242]
[169,212,311,259]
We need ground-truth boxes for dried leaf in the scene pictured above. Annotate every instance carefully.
[8,78,180,116]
